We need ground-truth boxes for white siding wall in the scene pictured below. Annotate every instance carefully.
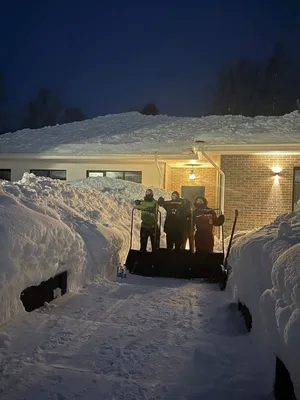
[0,159,165,188]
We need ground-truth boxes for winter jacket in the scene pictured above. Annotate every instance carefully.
[158,198,190,234]
[192,196,224,233]
[193,207,224,233]
[135,200,158,229]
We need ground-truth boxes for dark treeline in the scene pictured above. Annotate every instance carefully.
[1,42,300,135]
[209,42,300,117]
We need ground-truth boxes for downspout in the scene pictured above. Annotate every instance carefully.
[197,148,225,214]
[154,154,163,189]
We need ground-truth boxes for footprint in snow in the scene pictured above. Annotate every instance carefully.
[0,333,11,349]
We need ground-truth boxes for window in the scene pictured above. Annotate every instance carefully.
[293,168,300,211]
[0,169,11,181]
[124,171,142,183]
[30,169,67,180]
[86,170,142,183]
[86,171,104,178]
[106,171,124,180]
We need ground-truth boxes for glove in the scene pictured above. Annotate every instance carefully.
[158,197,164,206]
[146,207,155,213]
[134,200,141,205]
[219,215,225,225]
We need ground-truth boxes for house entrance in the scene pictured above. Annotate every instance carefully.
[181,186,205,204]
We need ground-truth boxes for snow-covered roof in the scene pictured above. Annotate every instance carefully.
[0,111,300,155]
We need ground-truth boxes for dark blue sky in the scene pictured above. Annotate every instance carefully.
[2,0,300,118]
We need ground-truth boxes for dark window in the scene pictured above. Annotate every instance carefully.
[0,169,11,181]
[30,169,67,180]
[86,170,142,183]
[106,171,124,180]
[293,168,300,211]
[124,171,142,183]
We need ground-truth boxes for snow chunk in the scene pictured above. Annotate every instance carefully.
[0,332,10,349]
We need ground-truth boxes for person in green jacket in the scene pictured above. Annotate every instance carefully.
[134,189,159,251]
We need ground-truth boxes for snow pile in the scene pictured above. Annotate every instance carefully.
[228,213,300,398]
[0,173,169,326]
[0,111,300,154]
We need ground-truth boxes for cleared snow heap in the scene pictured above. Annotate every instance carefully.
[228,212,300,398]
[0,173,168,326]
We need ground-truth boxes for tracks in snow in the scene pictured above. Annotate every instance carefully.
[0,278,273,400]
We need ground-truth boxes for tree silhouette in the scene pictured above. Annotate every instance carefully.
[22,88,63,129]
[140,103,159,116]
[211,42,300,116]
[56,107,87,124]
[0,73,8,134]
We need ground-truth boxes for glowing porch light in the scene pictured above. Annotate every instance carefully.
[271,166,281,185]
[189,170,196,180]
[271,166,282,174]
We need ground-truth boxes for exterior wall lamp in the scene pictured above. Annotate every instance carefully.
[271,166,281,185]
[189,170,196,180]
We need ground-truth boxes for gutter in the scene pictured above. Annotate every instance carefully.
[197,148,225,214]
[154,154,163,188]
[203,143,300,154]
[0,153,197,162]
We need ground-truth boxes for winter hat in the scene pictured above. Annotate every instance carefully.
[194,196,207,208]
[144,189,154,201]
[172,191,180,197]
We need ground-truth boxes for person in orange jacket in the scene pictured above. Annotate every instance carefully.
[193,196,224,253]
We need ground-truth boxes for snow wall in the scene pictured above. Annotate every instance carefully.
[228,212,300,399]
[0,173,170,326]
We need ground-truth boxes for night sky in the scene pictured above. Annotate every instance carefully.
[2,0,300,118]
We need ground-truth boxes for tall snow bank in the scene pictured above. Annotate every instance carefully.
[0,174,169,326]
[228,213,300,398]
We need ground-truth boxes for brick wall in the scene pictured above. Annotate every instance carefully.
[166,167,218,208]
[221,155,300,235]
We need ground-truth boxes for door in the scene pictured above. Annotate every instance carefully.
[181,186,205,204]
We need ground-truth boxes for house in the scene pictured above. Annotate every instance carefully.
[1,111,300,235]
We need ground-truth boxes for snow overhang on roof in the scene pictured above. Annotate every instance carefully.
[0,111,300,156]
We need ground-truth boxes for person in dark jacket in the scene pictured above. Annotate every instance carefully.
[135,189,159,251]
[193,196,224,253]
[158,191,188,250]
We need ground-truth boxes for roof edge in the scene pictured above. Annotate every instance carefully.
[0,153,197,161]
[203,143,300,154]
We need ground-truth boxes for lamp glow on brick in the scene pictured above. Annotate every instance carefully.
[272,166,281,185]
[189,170,196,180]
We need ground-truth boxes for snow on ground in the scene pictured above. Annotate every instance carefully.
[228,212,300,398]
[0,111,300,154]
[0,174,169,326]
[0,276,274,400]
